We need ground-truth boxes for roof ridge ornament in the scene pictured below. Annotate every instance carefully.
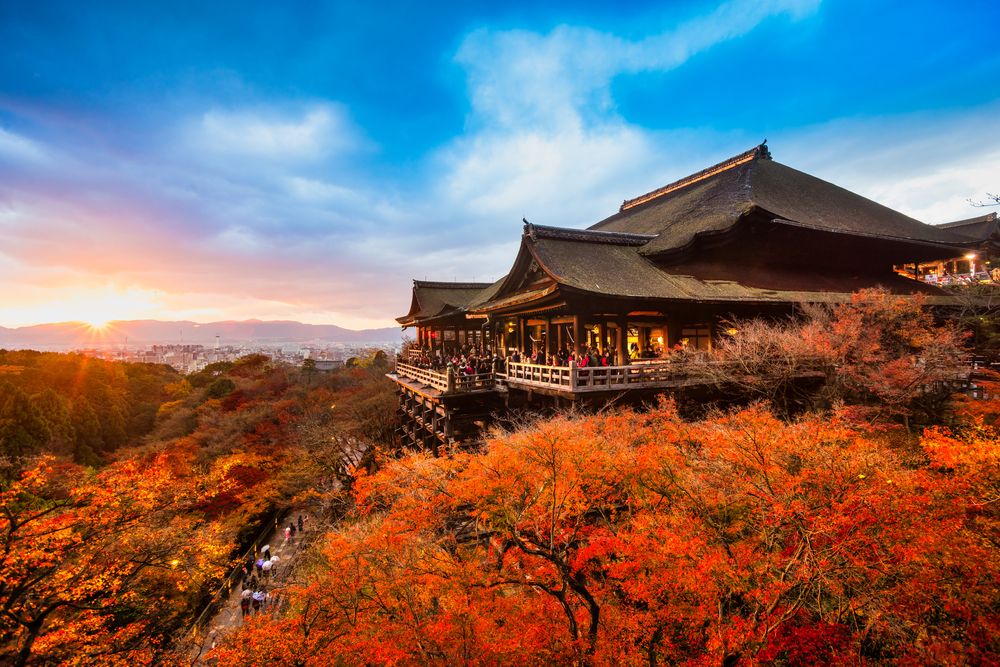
[523,217,537,241]
[619,141,771,212]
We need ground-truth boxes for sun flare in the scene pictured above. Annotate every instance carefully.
[83,319,112,331]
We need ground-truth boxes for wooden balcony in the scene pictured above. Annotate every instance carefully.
[503,359,728,394]
[397,357,835,398]
[393,362,497,396]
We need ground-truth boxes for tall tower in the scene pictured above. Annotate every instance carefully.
[215,334,220,351]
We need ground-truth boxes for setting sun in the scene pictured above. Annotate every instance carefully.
[3,285,164,329]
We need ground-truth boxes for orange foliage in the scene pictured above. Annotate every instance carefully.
[213,403,999,665]
[0,455,230,665]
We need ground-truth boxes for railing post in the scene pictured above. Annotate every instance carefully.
[569,360,578,390]
[446,364,456,394]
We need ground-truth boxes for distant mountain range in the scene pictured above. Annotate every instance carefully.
[0,319,405,349]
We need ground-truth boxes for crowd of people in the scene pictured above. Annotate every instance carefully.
[407,347,506,375]
[236,514,306,620]
[405,341,674,373]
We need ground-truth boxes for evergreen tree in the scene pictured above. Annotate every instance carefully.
[0,382,51,459]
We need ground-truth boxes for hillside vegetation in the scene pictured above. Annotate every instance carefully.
[210,293,999,666]
[0,352,397,665]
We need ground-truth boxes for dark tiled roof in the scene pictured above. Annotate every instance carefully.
[397,280,493,324]
[591,144,970,256]
[465,276,507,309]
[936,211,999,242]
[525,231,954,305]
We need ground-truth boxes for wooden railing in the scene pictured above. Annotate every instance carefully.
[399,356,978,397]
[399,357,834,395]
[455,372,497,392]
[395,363,450,392]
[505,359,742,392]
[395,362,496,394]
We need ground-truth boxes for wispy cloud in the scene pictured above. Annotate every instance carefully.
[456,0,820,130]
[194,104,363,161]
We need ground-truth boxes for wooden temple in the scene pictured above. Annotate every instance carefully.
[894,212,1000,285]
[390,143,985,449]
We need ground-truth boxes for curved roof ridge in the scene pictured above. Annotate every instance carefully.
[412,279,493,289]
[938,211,997,228]
[525,222,655,246]
[619,141,770,212]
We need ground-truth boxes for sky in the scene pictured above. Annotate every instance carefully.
[1,0,999,329]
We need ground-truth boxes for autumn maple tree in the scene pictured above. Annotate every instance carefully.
[211,398,999,666]
[708,289,969,424]
[0,451,230,665]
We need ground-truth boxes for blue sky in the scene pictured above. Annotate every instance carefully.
[1,0,998,328]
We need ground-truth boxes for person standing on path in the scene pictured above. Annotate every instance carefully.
[297,515,304,533]
[240,588,252,619]
[252,589,265,614]
[262,558,273,581]
[284,525,291,542]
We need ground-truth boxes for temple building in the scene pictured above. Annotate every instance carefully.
[391,143,988,449]
[894,211,1000,285]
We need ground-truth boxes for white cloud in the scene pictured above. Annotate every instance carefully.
[455,0,820,130]
[437,123,657,228]
[196,104,358,160]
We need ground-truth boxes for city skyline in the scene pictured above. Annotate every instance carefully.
[1,0,999,329]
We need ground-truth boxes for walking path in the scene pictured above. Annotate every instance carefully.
[192,511,316,662]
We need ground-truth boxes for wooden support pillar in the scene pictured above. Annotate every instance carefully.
[599,321,608,354]
[519,318,527,355]
[661,321,671,357]
[637,326,646,355]
[556,323,563,352]
[617,318,627,366]
[573,315,584,356]
[545,318,553,359]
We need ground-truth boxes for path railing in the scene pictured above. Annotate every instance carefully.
[184,508,289,658]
